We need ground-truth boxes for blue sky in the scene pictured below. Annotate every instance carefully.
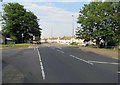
[0,1,89,38]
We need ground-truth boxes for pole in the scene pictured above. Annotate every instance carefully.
[72,14,74,42]
[51,27,53,43]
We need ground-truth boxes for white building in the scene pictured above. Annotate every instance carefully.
[45,37,85,45]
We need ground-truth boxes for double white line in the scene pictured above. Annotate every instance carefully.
[36,47,45,80]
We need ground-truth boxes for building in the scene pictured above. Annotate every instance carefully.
[44,36,85,45]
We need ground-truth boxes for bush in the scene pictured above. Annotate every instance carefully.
[70,42,78,46]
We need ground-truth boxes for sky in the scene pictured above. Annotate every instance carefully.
[0,0,90,38]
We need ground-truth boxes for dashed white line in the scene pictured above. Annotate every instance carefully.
[60,51,64,54]
[117,71,120,74]
[88,61,118,65]
[69,55,93,65]
[34,48,35,51]
[112,57,118,60]
[56,49,64,54]
[58,47,62,49]
[36,47,45,80]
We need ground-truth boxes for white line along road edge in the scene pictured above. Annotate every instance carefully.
[69,55,94,65]
[36,47,45,80]
[88,61,119,65]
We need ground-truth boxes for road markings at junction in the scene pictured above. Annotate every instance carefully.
[88,61,118,65]
[56,49,64,54]
[36,47,45,80]
[69,55,93,65]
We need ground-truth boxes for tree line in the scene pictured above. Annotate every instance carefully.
[1,3,41,44]
[76,2,120,48]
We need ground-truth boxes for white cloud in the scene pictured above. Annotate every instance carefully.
[22,3,79,38]
[3,0,91,2]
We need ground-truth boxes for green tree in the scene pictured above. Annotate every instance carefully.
[77,2,120,47]
[2,3,41,43]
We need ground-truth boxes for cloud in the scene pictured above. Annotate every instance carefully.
[3,0,91,2]
[21,3,79,38]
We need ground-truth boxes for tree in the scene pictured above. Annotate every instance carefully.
[2,3,41,43]
[77,2,120,47]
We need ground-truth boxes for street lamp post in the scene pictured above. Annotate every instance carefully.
[51,25,53,43]
[72,14,74,42]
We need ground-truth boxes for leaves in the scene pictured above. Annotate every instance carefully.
[77,2,120,46]
[2,3,41,43]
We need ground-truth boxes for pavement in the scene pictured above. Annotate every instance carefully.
[2,43,119,83]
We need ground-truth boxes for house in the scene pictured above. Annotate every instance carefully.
[45,36,85,45]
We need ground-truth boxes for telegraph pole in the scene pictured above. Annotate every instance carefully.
[72,14,74,42]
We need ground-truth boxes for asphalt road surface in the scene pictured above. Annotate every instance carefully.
[2,43,119,83]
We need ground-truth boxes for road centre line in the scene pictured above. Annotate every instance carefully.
[57,47,62,49]
[56,49,64,54]
[112,57,118,60]
[88,61,118,65]
[69,55,93,65]
[36,47,45,80]
[34,48,35,51]
[117,71,120,74]
[51,45,118,66]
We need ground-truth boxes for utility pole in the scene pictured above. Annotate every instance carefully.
[51,27,53,43]
[72,14,74,43]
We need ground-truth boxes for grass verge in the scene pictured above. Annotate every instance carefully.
[0,43,30,47]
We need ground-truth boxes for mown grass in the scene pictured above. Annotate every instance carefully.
[0,43,30,47]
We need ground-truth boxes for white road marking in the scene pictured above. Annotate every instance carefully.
[117,71,120,74]
[57,47,62,49]
[69,55,93,65]
[56,49,64,54]
[36,47,45,80]
[88,61,118,65]
[112,57,118,60]
[34,48,35,51]
[60,51,64,54]
[70,55,76,58]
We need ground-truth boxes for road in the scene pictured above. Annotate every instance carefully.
[2,43,119,83]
